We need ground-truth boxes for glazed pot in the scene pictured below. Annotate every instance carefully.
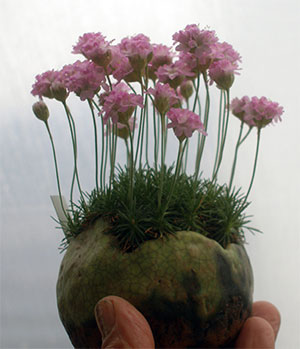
[57,218,253,348]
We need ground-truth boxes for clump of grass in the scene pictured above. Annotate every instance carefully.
[60,166,259,252]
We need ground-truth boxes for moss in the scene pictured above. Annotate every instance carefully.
[61,167,259,252]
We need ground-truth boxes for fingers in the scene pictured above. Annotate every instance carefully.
[94,297,280,349]
[95,295,155,349]
[252,301,281,339]
[235,301,281,348]
[235,316,275,348]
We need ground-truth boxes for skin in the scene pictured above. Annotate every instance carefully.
[94,296,280,349]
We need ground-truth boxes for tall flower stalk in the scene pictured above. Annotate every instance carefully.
[212,89,231,182]
[194,73,210,180]
[31,24,284,248]
[62,101,85,204]
[32,101,68,219]
[245,128,261,201]
[228,121,244,191]
[87,99,100,192]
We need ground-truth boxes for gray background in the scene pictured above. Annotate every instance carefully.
[1,0,299,347]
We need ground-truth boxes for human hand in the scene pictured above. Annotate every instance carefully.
[94,296,280,348]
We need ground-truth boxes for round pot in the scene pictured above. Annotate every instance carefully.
[57,218,253,348]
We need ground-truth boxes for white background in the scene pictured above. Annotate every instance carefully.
[1,0,299,347]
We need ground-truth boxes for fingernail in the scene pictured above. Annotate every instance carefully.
[95,299,116,338]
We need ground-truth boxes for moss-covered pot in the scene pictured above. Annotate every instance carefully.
[57,219,253,348]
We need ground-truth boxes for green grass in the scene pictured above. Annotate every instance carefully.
[60,166,260,252]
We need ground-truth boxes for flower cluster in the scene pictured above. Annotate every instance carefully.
[61,60,106,101]
[72,32,112,67]
[148,83,180,115]
[31,24,284,227]
[100,82,144,125]
[31,70,65,100]
[231,96,284,128]
[31,61,106,102]
[172,24,218,63]
[148,44,174,80]
[167,108,207,141]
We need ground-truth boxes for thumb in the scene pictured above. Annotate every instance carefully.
[94,296,155,349]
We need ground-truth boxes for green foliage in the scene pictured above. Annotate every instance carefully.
[60,166,259,252]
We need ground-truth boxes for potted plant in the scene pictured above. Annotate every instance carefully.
[32,24,283,348]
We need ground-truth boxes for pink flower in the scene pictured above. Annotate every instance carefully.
[230,96,284,128]
[230,96,250,121]
[208,42,241,89]
[214,42,241,65]
[60,60,106,101]
[118,34,153,73]
[178,52,201,74]
[148,83,180,115]
[72,32,113,67]
[108,45,144,83]
[119,33,152,60]
[100,82,144,124]
[107,46,130,79]
[209,60,237,90]
[173,24,219,66]
[31,70,64,99]
[246,96,284,128]
[167,108,207,140]
[156,60,195,89]
[105,117,137,139]
[148,44,174,80]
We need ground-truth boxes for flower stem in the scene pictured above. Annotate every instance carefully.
[212,89,230,182]
[152,104,158,171]
[245,128,261,201]
[228,121,244,191]
[90,101,104,189]
[195,73,210,180]
[103,124,109,188]
[212,91,224,176]
[111,125,118,183]
[100,114,105,190]
[192,71,201,113]
[108,123,118,188]
[134,108,144,168]
[162,139,187,212]
[183,139,189,173]
[158,113,166,209]
[104,67,113,90]
[127,122,135,209]
[145,98,150,167]
[44,121,68,219]
[62,101,84,203]
[239,126,253,146]
[124,138,130,168]
[88,99,99,192]
[138,85,148,169]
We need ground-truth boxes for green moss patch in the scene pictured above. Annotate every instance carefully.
[61,166,259,251]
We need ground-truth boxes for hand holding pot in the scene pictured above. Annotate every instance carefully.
[95,296,280,349]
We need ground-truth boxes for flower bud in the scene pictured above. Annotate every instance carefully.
[32,101,49,122]
[93,50,112,68]
[114,123,130,139]
[214,73,235,90]
[117,107,135,125]
[128,55,147,74]
[51,82,68,102]
[180,81,193,100]
[155,96,171,115]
